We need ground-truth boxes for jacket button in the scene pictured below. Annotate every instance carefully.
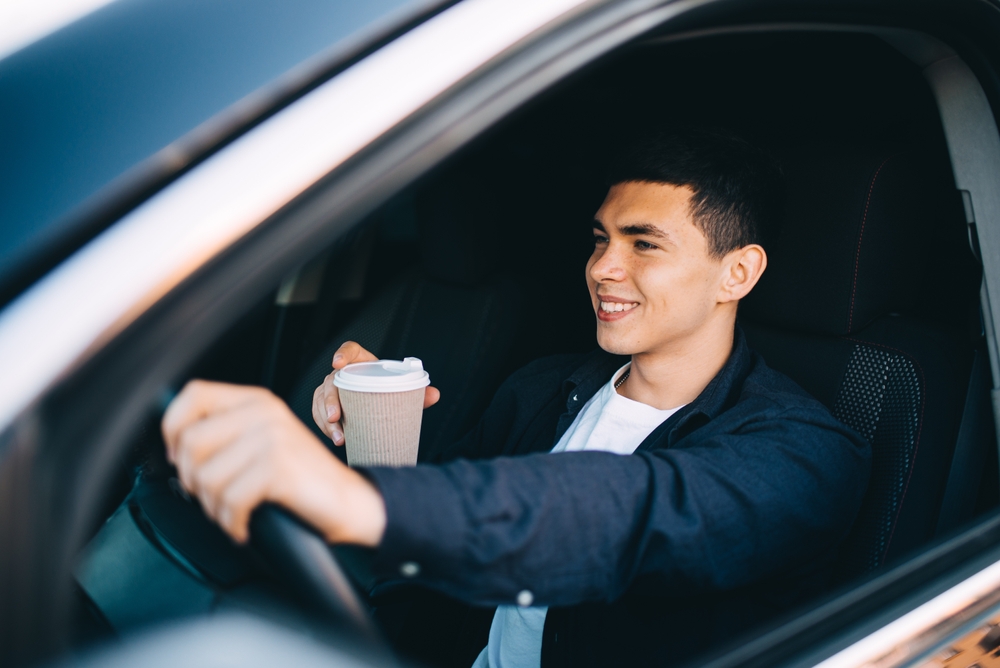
[399,561,420,577]
[516,590,534,607]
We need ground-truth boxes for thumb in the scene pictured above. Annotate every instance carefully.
[423,386,440,409]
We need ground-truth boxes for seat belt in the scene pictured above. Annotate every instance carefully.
[936,349,994,535]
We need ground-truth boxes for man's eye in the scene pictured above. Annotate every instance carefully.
[593,234,609,244]
[635,240,657,250]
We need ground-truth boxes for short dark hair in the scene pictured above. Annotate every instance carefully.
[606,128,783,257]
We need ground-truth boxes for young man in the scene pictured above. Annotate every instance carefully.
[162,130,871,666]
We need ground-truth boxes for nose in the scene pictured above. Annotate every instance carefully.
[589,242,628,283]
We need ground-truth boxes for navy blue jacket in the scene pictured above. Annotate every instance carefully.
[365,328,871,666]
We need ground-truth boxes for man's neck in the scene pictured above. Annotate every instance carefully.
[618,318,736,411]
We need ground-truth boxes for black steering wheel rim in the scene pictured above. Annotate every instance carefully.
[249,503,380,642]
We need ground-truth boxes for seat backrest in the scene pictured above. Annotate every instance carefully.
[286,168,521,463]
[740,144,980,580]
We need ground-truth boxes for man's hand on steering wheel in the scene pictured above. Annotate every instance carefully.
[161,341,400,547]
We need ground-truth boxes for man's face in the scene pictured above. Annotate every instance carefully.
[587,181,728,356]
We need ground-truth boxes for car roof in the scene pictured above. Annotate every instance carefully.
[0,0,442,305]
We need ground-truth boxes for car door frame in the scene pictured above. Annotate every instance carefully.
[3,0,1000,666]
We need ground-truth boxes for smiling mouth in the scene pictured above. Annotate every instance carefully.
[599,300,639,313]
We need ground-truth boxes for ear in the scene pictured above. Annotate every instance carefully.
[717,244,767,304]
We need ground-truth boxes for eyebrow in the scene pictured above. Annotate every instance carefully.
[592,219,671,241]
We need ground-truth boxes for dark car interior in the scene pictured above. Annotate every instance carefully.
[72,28,993,667]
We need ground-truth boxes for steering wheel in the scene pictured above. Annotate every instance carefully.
[248,504,381,643]
[150,391,379,642]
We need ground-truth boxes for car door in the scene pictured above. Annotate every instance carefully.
[3,0,1000,666]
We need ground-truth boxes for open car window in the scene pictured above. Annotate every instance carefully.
[5,1,1000,667]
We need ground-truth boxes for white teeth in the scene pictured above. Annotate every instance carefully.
[600,301,638,313]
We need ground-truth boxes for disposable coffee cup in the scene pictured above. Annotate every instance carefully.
[333,357,430,467]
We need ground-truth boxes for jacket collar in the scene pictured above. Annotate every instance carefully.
[557,326,755,448]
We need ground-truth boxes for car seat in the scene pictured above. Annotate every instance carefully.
[740,143,987,581]
[286,169,521,464]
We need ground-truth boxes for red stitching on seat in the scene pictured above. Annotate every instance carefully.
[847,156,895,334]
[846,337,926,567]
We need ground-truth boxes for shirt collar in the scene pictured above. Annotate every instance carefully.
[683,325,754,420]
[562,350,629,414]
[562,326,755,428]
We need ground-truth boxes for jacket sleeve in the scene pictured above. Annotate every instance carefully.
[364,405,870,607]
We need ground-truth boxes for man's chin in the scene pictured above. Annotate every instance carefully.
[595,332,641,356]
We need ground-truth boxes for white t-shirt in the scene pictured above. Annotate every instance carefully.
[472,363,684,668]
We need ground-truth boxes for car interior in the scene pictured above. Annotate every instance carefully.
[70,27,995,667]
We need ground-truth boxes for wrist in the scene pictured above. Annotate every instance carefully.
[325,466,387,547]
[272,454,386,548]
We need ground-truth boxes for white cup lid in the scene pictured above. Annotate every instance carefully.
[333,357,431,393]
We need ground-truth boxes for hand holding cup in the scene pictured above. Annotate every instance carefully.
[312,341,440,446]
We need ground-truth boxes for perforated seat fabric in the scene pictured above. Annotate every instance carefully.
[741,145,978,579]
[743,317,972,578]
[833,343,922,574]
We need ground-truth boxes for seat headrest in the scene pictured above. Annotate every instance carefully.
[415,169,504,287]
[741,146,953,336]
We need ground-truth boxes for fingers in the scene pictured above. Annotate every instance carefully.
[324,374,345,446]
[311,374,344,446]
[330,343,439,414]
[331,341,378,370]
[173,409,252,480]
[180,431,259,518]
[162,380,267,463]
[321,373,341,423]
[321,344,436,443]
[311,374,439,446]
[311,383,335,440]
[183,433,273,544]
[160,380,366,545]
[215,462,272,543]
